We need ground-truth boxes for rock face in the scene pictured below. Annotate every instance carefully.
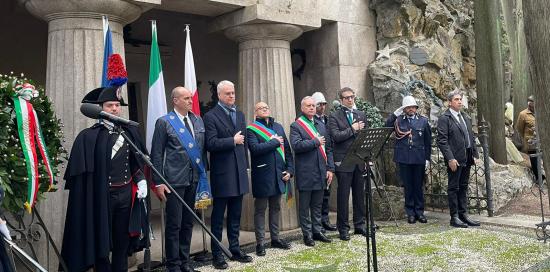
[368,0,476,119]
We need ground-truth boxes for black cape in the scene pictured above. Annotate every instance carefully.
[60,123,150,272]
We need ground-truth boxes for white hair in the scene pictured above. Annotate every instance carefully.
[217,80,235,94]
[301,96,314,106]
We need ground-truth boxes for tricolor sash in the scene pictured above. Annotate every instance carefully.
[295,116,327,162]
[164,112,212,209]
[246,121,285,161]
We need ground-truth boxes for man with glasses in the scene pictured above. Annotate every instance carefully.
[247,102,294,256]
[311,92,338,233]
[327,87,368,241]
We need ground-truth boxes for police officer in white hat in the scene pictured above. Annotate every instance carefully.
[386,95,432,224]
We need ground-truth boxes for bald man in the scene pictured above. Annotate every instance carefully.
[151,86,206,272]
[246,102,294,256]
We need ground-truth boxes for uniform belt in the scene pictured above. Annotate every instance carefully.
[109,179,132,188]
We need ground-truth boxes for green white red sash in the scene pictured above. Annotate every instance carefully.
[246,121,285,162]
[296,116,327,162]
[13,83,54,213]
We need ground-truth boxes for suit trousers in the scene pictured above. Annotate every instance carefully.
[165,184,197,272]
[254,195,281,245]
[96,185,132,272]
[298,190,324,238]
[211,195,243,258]
[447,149,473,216]
[398,163,426,217]
[336,166,366,234]
[321,188,331,224]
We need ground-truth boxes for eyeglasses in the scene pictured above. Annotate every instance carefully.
[342,95,356,100]
[256,106,270,111]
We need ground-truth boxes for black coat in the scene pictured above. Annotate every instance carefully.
[247,118,294,198]
[61,124,149,272]
[150,111,206,188]
[290,116,335,191]
[327,107,368,172]
[437,109,479,165]
[204,104,249,198]
[386,113,432,165]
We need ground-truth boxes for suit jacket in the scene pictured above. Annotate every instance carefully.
[290,116,335,191]
[204,104,249,198]
[247,117,294,198]
[385,113,432,165]
[437,109,479,165]
[150,111,206,188]
[327,107,368,172]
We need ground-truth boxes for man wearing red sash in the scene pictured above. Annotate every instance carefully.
[290,96,335,246]
[246,102,294,256]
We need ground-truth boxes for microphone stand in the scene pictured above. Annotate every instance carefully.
[113,125,233,264]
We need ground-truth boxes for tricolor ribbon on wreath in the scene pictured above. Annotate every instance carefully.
[12,83,54,213]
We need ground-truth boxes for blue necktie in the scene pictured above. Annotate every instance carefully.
[228,108,236,127]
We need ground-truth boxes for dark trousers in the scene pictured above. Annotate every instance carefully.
[96,185,132,272]
[321,188,331,224]
[211,195,243,258]
[254,195,281,245]
[447,151,473,216]
[528,151,545,182]
[398,163,426,217]
[336,166,366,234]
[165,184,197,272]
[298,190,324,238]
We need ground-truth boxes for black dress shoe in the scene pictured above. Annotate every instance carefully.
[256,244,266,256]
[312,232,332,243]
[459,214,480,226]
[271,239,291,249]
[450,216,468,228]
[322,222,337,231]
[181,264,199,272]
[354,228,367,236]
[407,215,417,224]
[212,257,228,270]
[416,215,427,224]
[339,232,350,241]
[304,237,315,247]
[230,251,253,263]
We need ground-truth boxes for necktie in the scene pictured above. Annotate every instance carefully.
[457,113,470,148]
[184,116,193,139]
[347,111,353,125]
[229,109,236,127]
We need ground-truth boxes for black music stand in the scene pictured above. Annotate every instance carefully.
[340,127,393,272]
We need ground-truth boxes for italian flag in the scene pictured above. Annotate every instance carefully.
[184,25,201,116]
[146,21,168,152]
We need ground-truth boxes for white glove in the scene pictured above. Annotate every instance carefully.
[394,106,404,116]
[425,160,430,171]
[137,180,148,199]
[0,221,12,240]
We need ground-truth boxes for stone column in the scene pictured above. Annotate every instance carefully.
[225,23,303,231]
[19,1,142,269]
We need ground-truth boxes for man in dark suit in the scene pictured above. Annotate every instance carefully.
[151,86,206,272]
[311,92,337,233]
[437,90,480,228]
[203,80,252,269]
[327,87,367,241]
[290,96,335,247]
[247,101,294,256]
[386,95,431,224]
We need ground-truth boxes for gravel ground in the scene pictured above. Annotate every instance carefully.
[190,218,550,272]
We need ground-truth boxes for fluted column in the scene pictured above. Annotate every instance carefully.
[225,23,303,231]
[19,0,142,269]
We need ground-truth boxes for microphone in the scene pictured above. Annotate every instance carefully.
[332,100,342,109]
[80,103,139,127]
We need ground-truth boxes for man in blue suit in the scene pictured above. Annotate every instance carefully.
[290,96,335,247]
[247,101,294,256]
[204,80,252,269]
[386,95,431,225]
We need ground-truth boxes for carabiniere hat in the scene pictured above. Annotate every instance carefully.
[81,86,128,106]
